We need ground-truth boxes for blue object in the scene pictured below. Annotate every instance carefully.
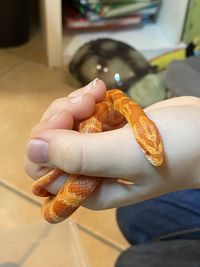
[116,189,200,245]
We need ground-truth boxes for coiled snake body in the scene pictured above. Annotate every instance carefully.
[32,89,164,223]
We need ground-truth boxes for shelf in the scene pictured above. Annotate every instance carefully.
[62,23,184,65]
[41,0,189,67]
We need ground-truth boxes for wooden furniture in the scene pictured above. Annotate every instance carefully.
[40,0,189,67]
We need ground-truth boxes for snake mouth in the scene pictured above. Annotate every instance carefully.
[141,148,163,167]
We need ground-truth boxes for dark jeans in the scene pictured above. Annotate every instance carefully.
[116,189,200,245]
[115,190,200,267]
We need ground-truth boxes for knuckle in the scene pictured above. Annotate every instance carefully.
[42,97,68,120]
[52,97,65,105]
[50,97,65,109]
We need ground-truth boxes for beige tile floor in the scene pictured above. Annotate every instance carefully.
[0,31,129,267]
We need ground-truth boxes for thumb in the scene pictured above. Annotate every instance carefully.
[26,126,149,180]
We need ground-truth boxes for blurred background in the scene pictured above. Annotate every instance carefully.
[0,0,199,266]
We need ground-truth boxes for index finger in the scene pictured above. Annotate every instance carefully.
[41,78,106,121]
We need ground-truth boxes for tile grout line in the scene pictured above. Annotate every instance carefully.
[1,48,77,85]
[77,223,125,252]
[0,59,29,79]
[0,179,41,207]
[0,57,56,81]
[7,47,50,69]
[0,178,126,252]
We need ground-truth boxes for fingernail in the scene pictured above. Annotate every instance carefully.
[68,78,99,103]
[91,77,98,89]
[87,77,99,90]
[27,139,49,163]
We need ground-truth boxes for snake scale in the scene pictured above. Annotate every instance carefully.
[32,89,164,223]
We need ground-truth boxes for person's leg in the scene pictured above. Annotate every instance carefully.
[115,239,200,267]
[116,189,200,245]
[115,189,200,267]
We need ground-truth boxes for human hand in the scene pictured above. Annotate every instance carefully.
[25,79,200,210]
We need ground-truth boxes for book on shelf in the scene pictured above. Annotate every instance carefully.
[64,7,142,30]
[63,0,161,31]
[99,1,160,18]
